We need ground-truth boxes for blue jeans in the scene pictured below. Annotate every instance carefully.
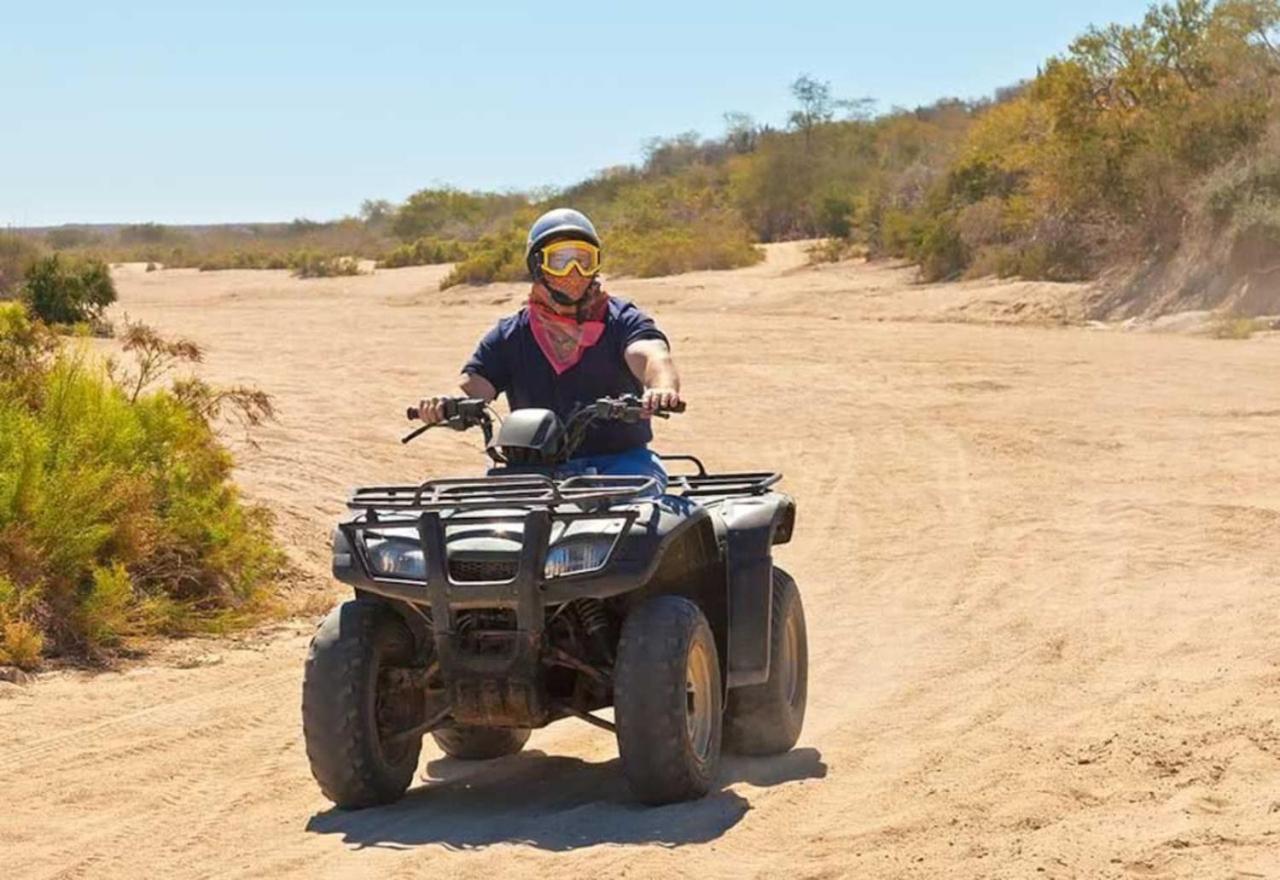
[557,447,668,496]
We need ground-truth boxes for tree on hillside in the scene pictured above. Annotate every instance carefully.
[723,112,760,154]
[789,75,876,150]
[789,75,836,148]
[391,188,529,242]
[359,199,394,226]
[642,131,710,175]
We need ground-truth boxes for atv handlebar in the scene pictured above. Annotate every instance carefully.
[587,395,685,422]
[405,397,489,425]
[403,394,684,447]
[402,397,491,444]
[407,395,684,425]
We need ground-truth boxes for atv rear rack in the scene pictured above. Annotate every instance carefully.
[347,474,657,515]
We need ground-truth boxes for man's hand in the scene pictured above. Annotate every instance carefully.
[416,396,453,425]
[417,374,498,425]
[626,339,682,419]
[641,387,682,416]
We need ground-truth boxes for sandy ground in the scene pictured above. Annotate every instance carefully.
[2,245,1279,879]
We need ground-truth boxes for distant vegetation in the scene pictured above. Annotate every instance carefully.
[22,255,117,326]
[0,305,281,667]
[18,0,1280,312]
[0,234,42,297]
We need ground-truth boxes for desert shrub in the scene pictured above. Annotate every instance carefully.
[807,237,866,264]
[1210,314,1268,338]
[0,611,44,669]
[21,254,116,325]
[379,237,470,268]
[392,188,530,242]
[0,303,282,662]
[607,216,763,277]
[118,223,178,245]
[0,234,43,297]
[437,210,763,288]
[290,253,362,278]
[439,227,529,289]
[912,213,970,281]
[45,227,100,250]
[196,251,292,272]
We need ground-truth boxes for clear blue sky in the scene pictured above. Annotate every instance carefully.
[2,0,1157,227]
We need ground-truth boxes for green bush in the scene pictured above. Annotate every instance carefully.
[22,254,117,325]
[391,189,529,242]
[380,237,470,268]
[807,237,866,264]
[439,227,529,289]
[608,216,763,277]
[290,253,362,278]
[913,213,970,281]
[0,303,282,664]
[196,251,291,272]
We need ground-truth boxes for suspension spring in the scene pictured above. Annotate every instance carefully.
[574,599,608,638]
[573,599,612,663]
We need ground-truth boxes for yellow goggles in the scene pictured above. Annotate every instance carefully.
[540,240,600,276]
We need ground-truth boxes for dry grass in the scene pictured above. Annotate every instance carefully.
[1210,315,1268,339]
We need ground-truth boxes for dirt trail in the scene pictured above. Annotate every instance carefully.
[3,247,1279,879]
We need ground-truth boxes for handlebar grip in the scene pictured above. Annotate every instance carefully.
[407,398,464,422]
[667,401,687,414]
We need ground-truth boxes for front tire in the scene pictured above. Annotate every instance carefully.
[614,595,723,805]
[432,725,530,760]
[724,568,808,755]
[302,600,423,809]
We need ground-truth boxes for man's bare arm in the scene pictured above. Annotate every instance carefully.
[459,373,497,401]
[624,339,682,413]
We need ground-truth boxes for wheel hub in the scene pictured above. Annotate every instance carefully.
[685,640,714,761]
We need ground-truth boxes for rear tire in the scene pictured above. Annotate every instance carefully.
[614,595,722,805]
[724,568,808,755]
[302,600,423,809]
[431,725,530,760]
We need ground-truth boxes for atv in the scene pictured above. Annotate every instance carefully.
[302,395,807,807]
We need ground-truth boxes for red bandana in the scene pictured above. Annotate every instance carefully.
[528,281,609,374]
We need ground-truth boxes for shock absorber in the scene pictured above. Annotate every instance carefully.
[573,599,612,663]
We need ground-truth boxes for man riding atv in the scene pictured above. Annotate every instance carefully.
[417,208,681,492]
[301,208,806,810]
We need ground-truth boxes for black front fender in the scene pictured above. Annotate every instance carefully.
[713,492,796,688]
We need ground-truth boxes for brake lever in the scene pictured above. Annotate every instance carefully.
[403,402,447,443]
[401,424,431,444]
[403,398,487,443]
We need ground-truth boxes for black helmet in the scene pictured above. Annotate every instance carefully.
[525,208,600,269]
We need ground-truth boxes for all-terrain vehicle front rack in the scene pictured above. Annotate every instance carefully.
[347,473,658,515]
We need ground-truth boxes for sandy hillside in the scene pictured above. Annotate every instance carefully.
[2,245,1278,879]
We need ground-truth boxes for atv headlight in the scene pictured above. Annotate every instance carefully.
[544,538,611,578]
[365,537,426,579]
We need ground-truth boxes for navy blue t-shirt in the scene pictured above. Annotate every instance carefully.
[462,298,668,456]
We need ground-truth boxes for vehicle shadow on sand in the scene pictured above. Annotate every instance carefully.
[305,746,827,851]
